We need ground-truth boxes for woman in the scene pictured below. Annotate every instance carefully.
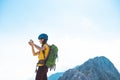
[28,33,49,80]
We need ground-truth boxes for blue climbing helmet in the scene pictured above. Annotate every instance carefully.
[38,33,48,40]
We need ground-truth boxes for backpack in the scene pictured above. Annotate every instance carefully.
[44,44,58,71]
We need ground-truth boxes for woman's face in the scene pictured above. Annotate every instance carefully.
[39,39,44,44]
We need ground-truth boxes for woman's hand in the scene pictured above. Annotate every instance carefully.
[28,39,34,46]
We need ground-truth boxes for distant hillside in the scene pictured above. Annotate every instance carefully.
[48,72,63,80]
[58,56,120,80]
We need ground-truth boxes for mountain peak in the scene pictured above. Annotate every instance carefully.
[58,56,120,80]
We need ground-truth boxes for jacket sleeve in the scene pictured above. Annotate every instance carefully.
[44,44,50,59]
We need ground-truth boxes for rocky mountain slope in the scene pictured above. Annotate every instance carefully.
[58,56,120,80]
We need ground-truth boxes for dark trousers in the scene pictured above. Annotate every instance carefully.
[35,65,48,80]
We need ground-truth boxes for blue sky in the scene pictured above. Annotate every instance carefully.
[0,0,120,80]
